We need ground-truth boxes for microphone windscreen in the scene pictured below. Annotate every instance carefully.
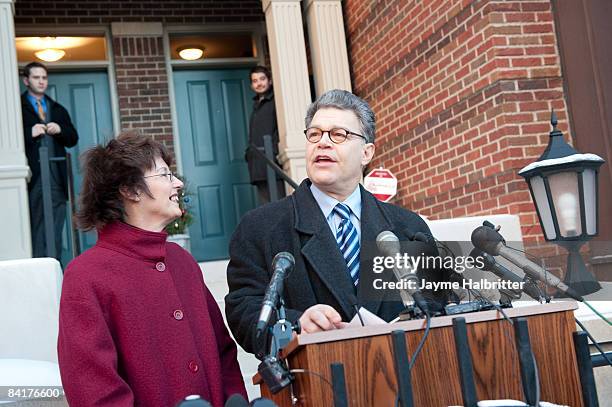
[250,398,279,407]
[175,395,213,407]
[376,230,400,255]
[225,394,249,407]
[471,226,504,255]
[413,231,435,246]
[272,251,295,267]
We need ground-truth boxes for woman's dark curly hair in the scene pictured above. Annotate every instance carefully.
[76,131,173,231]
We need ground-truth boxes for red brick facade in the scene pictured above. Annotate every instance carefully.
[112,36,174,153]
[344,0,570,245]
[14,1,264,25]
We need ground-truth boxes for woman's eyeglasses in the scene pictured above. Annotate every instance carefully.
[143,172,175,182]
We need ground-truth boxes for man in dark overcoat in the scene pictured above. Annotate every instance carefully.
[246,65,285,204]
[21,62,78,259]
[226,89,448,356]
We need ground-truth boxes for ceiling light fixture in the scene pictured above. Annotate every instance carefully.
[34,48,66,62]
[178,46,204,61]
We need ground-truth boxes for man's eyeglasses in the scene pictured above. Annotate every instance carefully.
[144,172,175,182]
[304,127,367,144]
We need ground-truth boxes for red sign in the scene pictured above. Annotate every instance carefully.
[364,168,397,202]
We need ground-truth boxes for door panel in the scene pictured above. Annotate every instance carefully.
[187,81,217,164]
[174,68,256,261]
[221,79,251,163]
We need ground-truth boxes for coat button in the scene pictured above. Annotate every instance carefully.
[173,309,184,320]
[155,262,166,272]
[188,361,199,372]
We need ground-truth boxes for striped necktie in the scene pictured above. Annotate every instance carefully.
[333,203,360,286]
[36,99,46,122]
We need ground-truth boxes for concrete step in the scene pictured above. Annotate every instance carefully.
[199,259,261,400]
[199,260,230,283]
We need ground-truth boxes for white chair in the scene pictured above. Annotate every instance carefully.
[0,258,65,405]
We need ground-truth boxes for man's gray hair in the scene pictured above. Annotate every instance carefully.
[305,89,376,143]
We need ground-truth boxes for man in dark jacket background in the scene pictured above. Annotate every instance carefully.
[21,61,78,260]
[246,65,286,205]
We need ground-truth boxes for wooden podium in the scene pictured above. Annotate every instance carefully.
[254,302,584,406]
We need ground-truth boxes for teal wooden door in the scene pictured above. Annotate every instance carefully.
[22,71,114,266]
[173,68,257,261]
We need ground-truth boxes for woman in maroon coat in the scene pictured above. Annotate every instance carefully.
[58,132,247,407]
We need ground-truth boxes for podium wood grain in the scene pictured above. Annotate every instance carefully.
[254,302,583,406]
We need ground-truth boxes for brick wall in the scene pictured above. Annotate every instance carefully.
[14,1,264,25]
[344,0,571,245]
[14,1,265,155]
[113,36,175,154]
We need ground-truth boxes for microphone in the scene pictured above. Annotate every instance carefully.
[225,394,249,407]
[175,395,212,407]
[412,231,436,246]
[471,226,583,301]
[376,231,429,314]
[256,252,295,338]
[469,248,543,301]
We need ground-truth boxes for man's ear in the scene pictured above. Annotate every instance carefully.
[361,143,375,166]
[22,77,29,88]
[119,186,140,202]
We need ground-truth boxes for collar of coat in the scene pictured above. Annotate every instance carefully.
[252,88,274,103]
[21,91,55,115]
[292,179,392,236]
[290,179,395,317]
[97,221,168,263]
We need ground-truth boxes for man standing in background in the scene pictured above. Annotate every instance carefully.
[21,61,79,260]
[246,65,286,205]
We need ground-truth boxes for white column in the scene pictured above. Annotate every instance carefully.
[304,0,352,95]
[0,0,32,259]
[262,0,312,184]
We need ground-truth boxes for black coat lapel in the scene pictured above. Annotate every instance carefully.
[357,185,394,316]
[21,92,54,123]
[293,181,356,318]
[21,93,38,118]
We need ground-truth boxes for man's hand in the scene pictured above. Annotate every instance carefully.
[31,124,47,138]
[299,304,349,334]
[46,122,61,135]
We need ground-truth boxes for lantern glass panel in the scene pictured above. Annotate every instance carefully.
[549,171,582,237]
[530,175,557,239]
[583,168,597,235]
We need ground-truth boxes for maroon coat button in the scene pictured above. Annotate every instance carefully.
[155,262,166,272]
[188,361,199,372]
[173,310,184,320]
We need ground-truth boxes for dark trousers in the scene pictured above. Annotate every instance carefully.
[28,180,66,260]
[255,180,286,205]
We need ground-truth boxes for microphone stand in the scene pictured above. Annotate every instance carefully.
[38,128,71,260]
[269,298,297,356]
[38,135,57,258]
[521,274,550,303]
[257,298,299,394]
